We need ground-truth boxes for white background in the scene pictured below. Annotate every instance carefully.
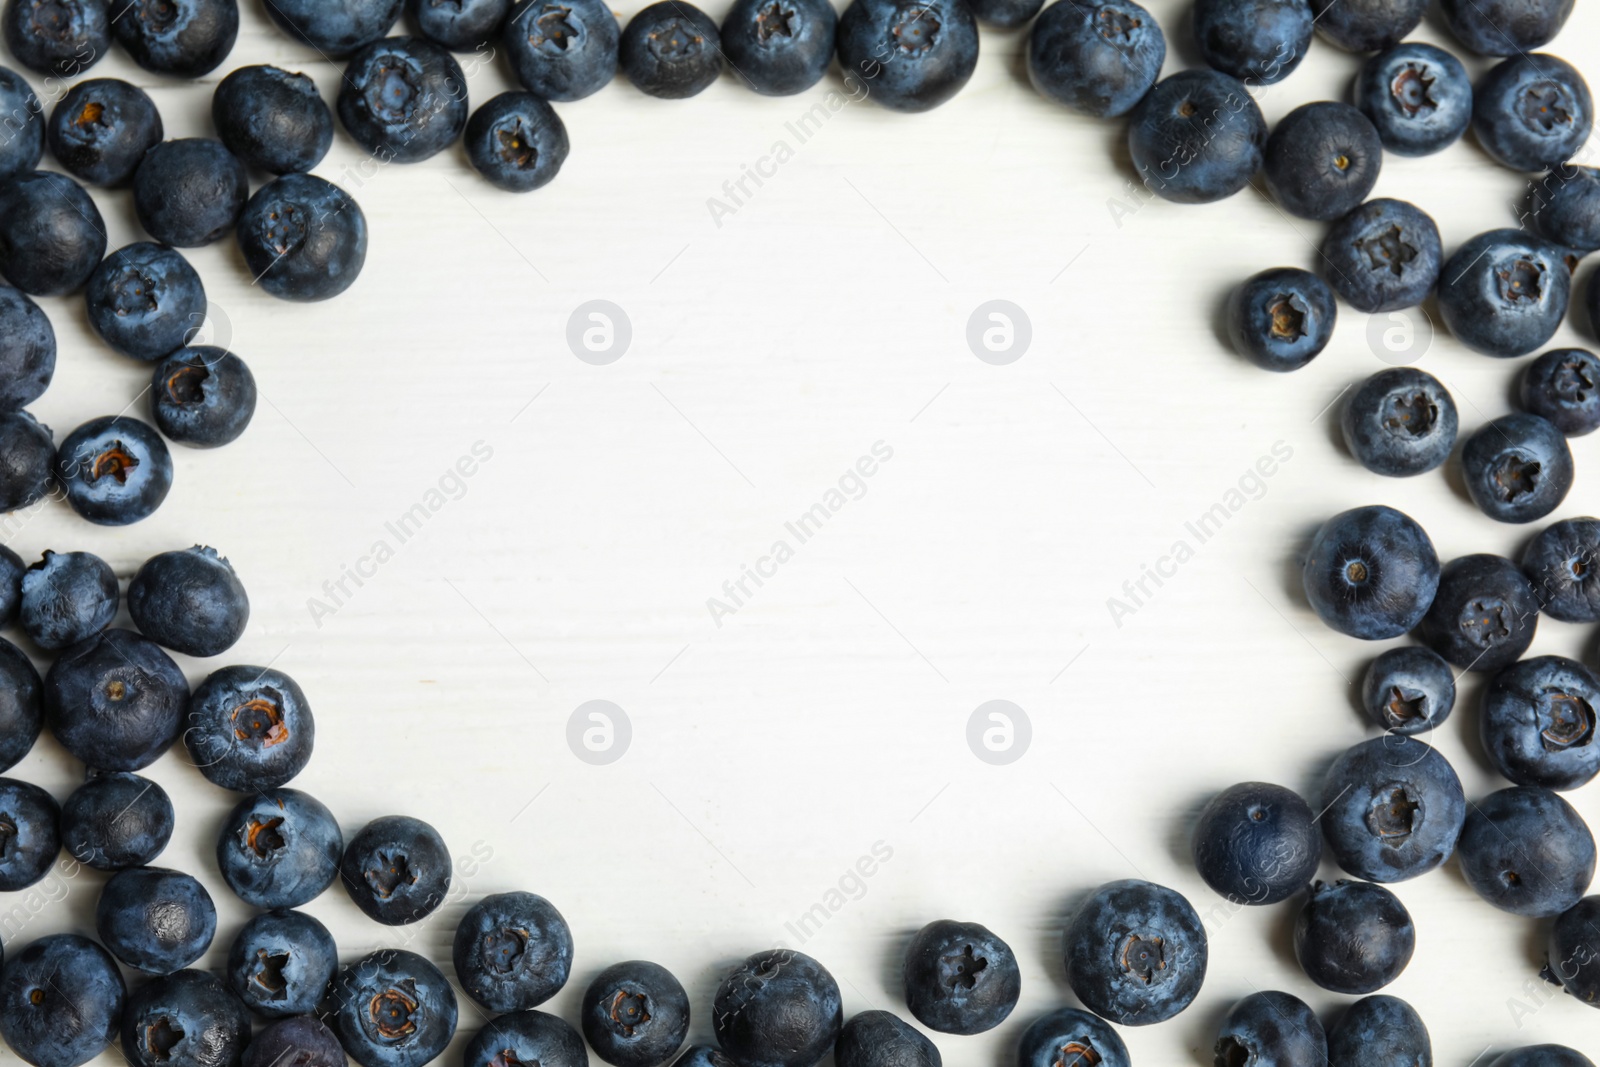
[6,0,1600,1062]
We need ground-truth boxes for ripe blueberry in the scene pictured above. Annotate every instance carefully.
[85,243,205,363]
[1522,517,1600,622]
[464,91,570,192]
[1459,786,1594,916]
[1263,102,1383,221]
[119,968,251,1067]
[1063,878,1207,1025]
[0,777,59,891]
[186,665,314,792]
[1521,348,1600,436]
[1213,990,1326,1067]
[1,0,109,77]
[621,0,723,100]
[1027,0,1164,118]
[1481,655,1600,790]
[1320,735,1465,882]
[0,637,42,772]
[1416,553,1540,671]
[1017,1007,1129,1067]
[45,628,187,771]
[132,139,248,248]
[47,78,162,187]
[0,171,107,295]
[109,0,237,77]
[454,890,574,1011]
[1327,995,1430,1067]
[0,287,53,410]
[1192,0,1312,85]
[1439,230,1571,357]
[0,411,54,512]
[1301,504,1439,640]
[410,0,510,50]
[212,65,333,175]
[1319,198,1441,313]
[902,918,1020,1034]
[1227,267,1336,372]
[1460,413,1572,523]
[243,1016,345,1067]
[19,549,117,651]
[835,1012,940,1067]
[712,949,843,1067]
[1340,367,1457,476]
[329,950,458,1067]
[0,934,124,1067]
[1472,53,1592,172]
[1307,0,1423,52]
[263,0,401,54]
[1532,166,1600,253]
[150,347,257,449]
[226,908,338,1018]
[55,415,173,525]
[1128,70,1266,204]
[217,787,342,909]
[1442,0,1571,54]
[1192,781,1321,906]
[836,0,979,113]
[721,0,837,96]
[338,36,468,162]
[61,771,173,870]
[1361,645,1456,735]
[463,1010,587,1067]
[1295,879,1415,993]
[580,960,691,1067]
[1354,42,1472,157]
[0,66,41,180]
[1544,897,1600,1012]
[96,866,217,974]
[238,174,368,301]
[340,814,451,925]
[503,0,619,102]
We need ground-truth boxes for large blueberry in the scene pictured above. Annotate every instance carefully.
[1128,70,1266,204]
[120,969,251,1067]
[212,65,333,174]
[1213,990,1326,1067]
[1027,0,1163,118]
[1,0,108,77]
[835,1012,939,1067]
[462,1010,586,1067]
[836,0,977,113]
[503,0,618,101]
[1443,0,1571,54]
[581,960,689,1067]
[0,171,106,295]
[1439,229,1570,357]
[1533,166,1600,253]
[1340,367,1457,476]
[47,78,163,187]
[619,0,723,99]
[1307,0,1423,52]
[1319,198,1441,312]
[902,919,1019,1034]
[132,139,247,248]
[1192,781,1320,906]
[464,91,569,193]
[1327,995,1430,1067]
[409,0,508,50]
[0,777,58,890]
[96,866,216,974]
[85,243,205,362]
[150,347,257,449]
[237,174,367,301]
[0,287,53,410]
[1360,645,1455,735]
[340,814,450,925]
[1522,517,1600,622]
[216,788,342,909]
[1016,1007,1129,1067]
[1227,267,1336,372]
[226,909,338,1018]
[185,665,314,792]
[1481,655,1600,791]
[54,415,173,525]
[0,411,54,512]
[129,545,249,657]
[109,0,237,76]
[329,950,458,1067]
[1263,102,1382,221]
[1193,0,1311,85]
[1473,53,1592,171]
[18,549,117,651]
[454,890,574,1012]
[242,1016,346,1067]
[1355,42,1472,157]
[1521,348,1600,436]
[1063,878,1206,1025]
[1295,880,1414,993]
[1301,504,1439,640]
[61,771,173,869]
[338,36,468,162]
[263,0,402,54]
[0,637,41,772]
[721,0,836,95]
[0,66,41,181]
[0,934,124,1067]
[712,950,842,1067]
[1460,414,1572,524]
[45,628,187,771]
[1459,786,1594,916]
[1416,555,1539,672]
[1320,735,1465,881]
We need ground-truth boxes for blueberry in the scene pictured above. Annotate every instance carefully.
[1016,1007,1129,1067]
[127,546,248,657]
[1295,879,1414,993]
[340,814,450,925]
[47,78,162,187]
[1062,878,1206,1026]
[1193,0,1311,85]
[1492,1049,1596,1067]
[226,909,338,1018]
[1128,71,1266,204]
[1546,897,1600,1008]
[0,544,20,624]
[1482,655,1600,791]
[503,0,618,102]
[1532,166,1600,252]
[0,66,42,181]
[1326,995,1430,1067]
[237,174,367,300]
[453,890,574,1012]
[1027,0,1164,118]
[0,171,106,295]
[1461,414,1572,523]
[1213,990,1326,1067]
[0,934,124,1067]
[712,950,842,1067]
[581,960,689,1067]
[85,243,205,362]
[0,410,54,512]
[1522,517,1600,621]
[212,65,332,174]
[1306,0,1423,52]
[338,36,468,162]
[133,139,248,248]
[464,91,569,192]
[1263,102,1382,221]
[120,969,251,1067]
[1355,43,1472,157]
[966,0,1039,26]
[1192,782,1321,906]
[1227,267,1336,372]
[217,787,342,909]
[721,0,837,96]
[0,778,58,890]
[834,1012,940,1067]
[54,415,173,526]
[0,637,42,772]
[1459,786,1594,916]
[409,0,508,50]
[621,1,723,100]
[1340,368,1457,477]
[1320,735,1465,882]
[1361,645,1455,735]
[1417,555,1539,671]
[109,0,237,77]
[150,347,257,449]
[671,1049,735,1067]
[1,0,108,76]
[185,665,314,792]
[1521,348,1600,435]
[242,1016,346,1067]
[1443,0,1571,56]
[1319,198,1441,312]
[462,1010,587,1067]
[0,288,52,411]
[901,919,1019,1034]
[18,549,117,651]
[1301,505,1439,640]
[45,628,187,771]
[97,866,216,974]
[836,0,979,113]
[264,0,401,54]
[1439,230,1570,357]
[61,770,173,869]
[329,950,458,1067]
[1473,54,1591,172]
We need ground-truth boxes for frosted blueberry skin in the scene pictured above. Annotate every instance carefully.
[1521,348,1600,436]
[85,243,205,362]
[18,549,117,651]
[1460,414,1572,525]
[96,866,217,974]
[464,92,569,193]
[0,777,59,891]
[109,0,238,77]
[0,171,107,296]
[238,174,368,302]
[227,909,339,1018]
[1355,42,1471,157]
[1417,554,1540,672]
[1227,267,1336,372]
[1327,995,1431,1067]
[0,934,124,1067]
[54,415,173,526]
[340,814,450,925]
[1361,645,1455,735]
[1301,505,1439,640]
[1193,0,1312,86]
[1062,879,1207,1026]
[1481,655,1600,791]
[0,65,42,180]
[902,919,1020,1035]
[119,968,251,1067]
[133,139,248,248]
[1459,787,1594,916]
[1017,1007,1130,1067]
[129,545,250,657]
[621,0,723,100]
[1263,102,1383,222]
[61,771,174,870]
[1128,70,1267,204]
[1340,368,1457,477]
[1442,0,1570,54]
[243,1016,346,1067]
[212,65,332,174]
[1492,1048,1596,1067]
[1027,0,1164,118]
[185,665,315,792]
[835,1012,940,1067]
[966,0,1038,25]
[338,36,468,162]
[503,0,618,102]
[581,960,690,1067]
[0,636,42,772]
[0,287,53,410]
[721,0,836,94]
[0,410,55,512]
[1294,880,1415,994]
[1213,990,1327,1067]
[2,0,109,77]
[150,348,257,449]
[263,0,402,55]
[1439,230,1571,357]
[1532,166,1600,252]
[1319,198,1441,312]
[409,0,510,50]
[45,628,188,771]
[836,0,978,113]
[712,950,843,1067]
[1319,735,1465,882]
[216,788,343,909]
[1191,782,1321,906]
[454,890,574,1012]
[1307,0,1423,53]
[1473,53,1592,172]
[463,1010,587,1067]
[1522,517,1600,622]
[47,79,163,187]
[329,950,459,1067]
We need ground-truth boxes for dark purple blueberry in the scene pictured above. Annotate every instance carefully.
[45,628,187,771]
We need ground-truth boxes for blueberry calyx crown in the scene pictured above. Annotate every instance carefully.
[1119,932,1165,984]
[1390,64,1436,117]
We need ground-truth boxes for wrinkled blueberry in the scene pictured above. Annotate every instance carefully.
[212,65,333,174]
[226,909,338,1018]
[1264,102,1382,221]
[0,637,41,772]
[133,138,248,248]
[464,91,569,193]
[61,770,173,869]
[712,950,842,1067]
[902,919,1019,1034]
[338,36,468,162]
[264,0,401,54]
[0,934,124,1067]
[1439,229,1571,357]
[54,415,173,525]
[503,0,618,101]
[47,78,162,187]
[1302,504,1439,640]
[1,0,108,77]
[1319,198,1441,312]
[1213,990,1326,1067]
[1027,0,1164,118]
[1320,735,1465,882]
[217,787,342,909]
[1460,413,1572,524]
[329,950,458,1067]
[722,0,837,94]
[0,287,53,410]
[0,171,106,295]
[1192,781,1321,906]
[0,410,54,512]
[1307,0,1423,52]
[410,0,508,50]
[120,968,251,1067]
[1129,70,1266,204]
[621,0,723,100]
[1227,267,1336,371]
[1295,879,1414,993]
[1481,655,1600,790]
[1063,878,1206,1026]
[150,347,257,449]
[85,243,205,362]
[238,174,367,301]
[1416,554,1539,672]
[837,0,978,113]
[1361,645,1455,735]
[1016,1007,1129,1067]
[19,549,117,651]
[1459,786,1594,916]
[340,814,450,925]
[1521,348,1600,435]
[581,960,690,1067]
[0,777,59,891]
[1355,42,1472,157]
[1193,0,1311,85]
[109,0,237,77]
[186,665,314,792]
[96,866,216,974]
[463,1010,586,1067]
[1340,367,1457,476]
[1522,517,1600,622]
[128,545,249,657]
[835,1011,939,1067]
[45,628,187,771]
[1327,995,1430,1067]
[454,890,574,1012]
[1473,53,1592,172]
